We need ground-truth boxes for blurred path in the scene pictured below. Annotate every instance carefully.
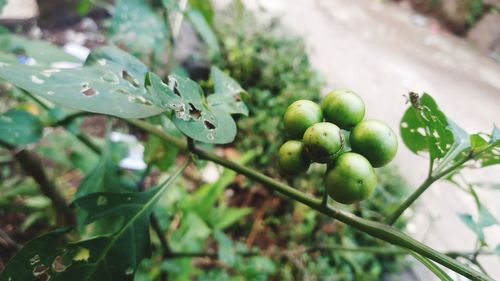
[240,0,500,279]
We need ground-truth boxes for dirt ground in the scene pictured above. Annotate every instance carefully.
[233,0,500,279]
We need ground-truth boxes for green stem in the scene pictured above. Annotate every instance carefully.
[385,177,435,225]
[125,119,492,281]
[410,251,453,281]
[385,154,473,225]
[171,245,408,259]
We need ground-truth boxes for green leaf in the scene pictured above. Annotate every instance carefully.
[75,138,133,198]
[109,0,169,57]
[0,34,81,66]
[457,205,497,246]
[146,72,237,144]
[0,229,70,281]
[214,207,252,230]
[187,8,220,57]
[85,46,149,80]
[208,66,249,116]
[0,109,43,145]
[214,230,236,266]
[186,151,255,218]
[0,161,188,281]
[478,205,498,228]
[400,93,455,161]
[471,125,500,168]
[144,118,180,171]
[495,244,500,256]
[188,0,214,25]
[458,213,485,242]
[0,46,165,119]
[435,120,471,172]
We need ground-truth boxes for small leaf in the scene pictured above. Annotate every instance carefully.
[187,8,220,57]
[146,73,237,144]
[495,244,500,256]
[478,205,498,228]
[400,93,454,161]
[458,213,484,242]
[208,66,249,116]
[214,230,236,267]
[214,207,252,230]
[470,134,489,151]
[0,109,43,145]
[471,125,500,168]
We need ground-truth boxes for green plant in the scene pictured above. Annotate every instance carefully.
[0,2,499,281]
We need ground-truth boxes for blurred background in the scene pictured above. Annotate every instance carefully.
[0,0,499,280]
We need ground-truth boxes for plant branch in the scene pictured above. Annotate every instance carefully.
[125,119,492,281]
[385,149,485,226]
[0,228,21,251]
[151,215,171,281]
[385,177,435,225]
[410,251,453,281]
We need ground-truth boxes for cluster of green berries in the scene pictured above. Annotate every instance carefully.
[278,89,398,204]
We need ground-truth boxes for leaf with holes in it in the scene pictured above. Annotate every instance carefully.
[208,66,248,116]
[0,229,116,281]
[0,63,164,118]
[85,46,148,81]
[0,34,82,66]
[109,0,169,58]
[0,109,43,145]
[1,162,187,281]
[400,93,455,161]
[146,72,237,144]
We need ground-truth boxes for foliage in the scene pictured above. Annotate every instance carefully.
[0,1,498,281]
